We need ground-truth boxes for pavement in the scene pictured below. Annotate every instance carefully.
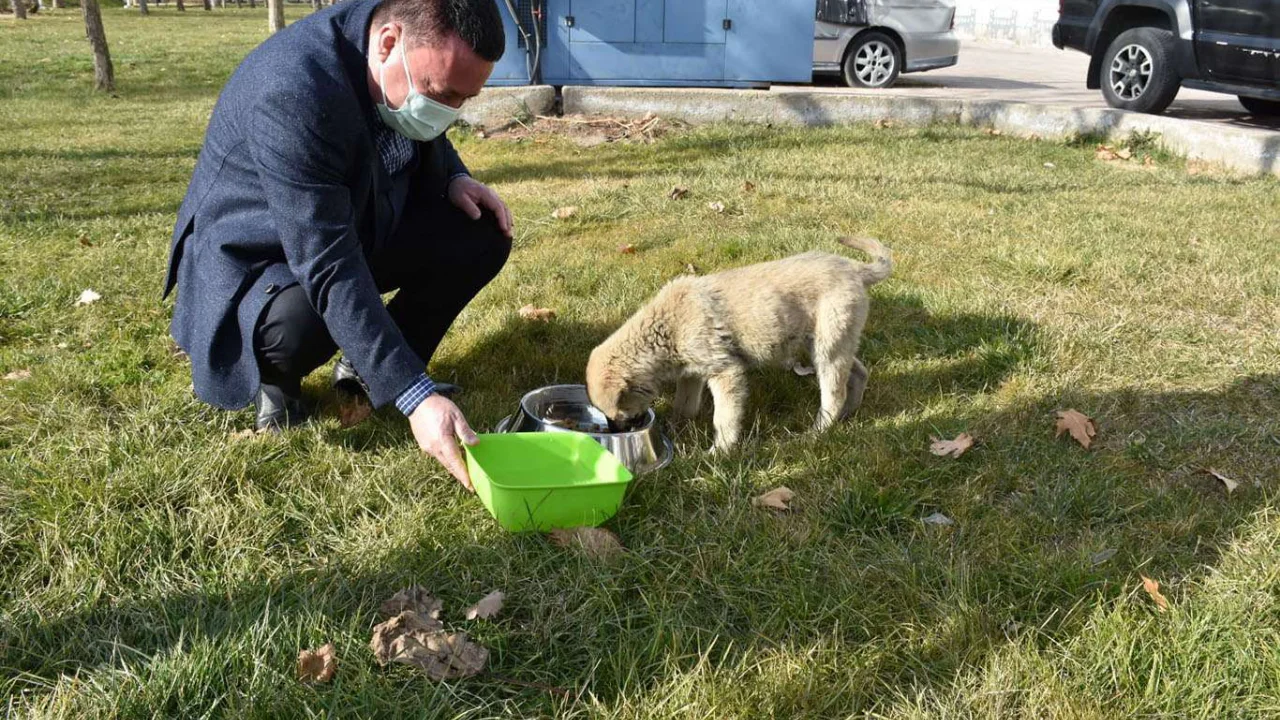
[783,40,1280,132]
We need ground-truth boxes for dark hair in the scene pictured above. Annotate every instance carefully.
[371,0,506,63]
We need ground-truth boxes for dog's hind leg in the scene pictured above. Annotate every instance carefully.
[812,297,866,432]
[841,358,869,419]
[707,368,748,451]
[673,375,707,419]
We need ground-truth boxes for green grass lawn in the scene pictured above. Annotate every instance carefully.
[3,6,1280,718]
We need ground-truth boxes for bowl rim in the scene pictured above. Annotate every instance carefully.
[516,383,657,433]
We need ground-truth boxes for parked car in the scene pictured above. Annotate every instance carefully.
[814,0,961,89]
[1053,0,1280,116]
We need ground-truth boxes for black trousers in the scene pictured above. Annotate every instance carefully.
[253,204,511,396]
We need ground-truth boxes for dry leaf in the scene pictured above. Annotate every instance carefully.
[1141,575,1169,612]
[3,369,31,381]
[742,181,756,193]
[985,128,1003,136]
[229,428,261,440]
[1143,155,1155,167]
[1116,148,1133,160]
[297,643,337,683]
[518,305,556,322]
[464,590,505,621]
[75,289,102,306]
[1090,548,1118,566]
[683,263,700,275]
[707,201,726,214]
[1055,409,1097,449]
[370,610,488,681]
[792,364,815,377]
[1043,162,1056,169]
[930,433,974,459]
[668,186,689,200]
[548,526,624,560]
[874,118,894,129]
[337,394,373,428]
[475,129,487,139]
[77,234,93,247]
[551,205,578,220]
[1204,468,1239,494]
[923,512,955,526]
[379,586,443,620]
[618,243,638,255]
[751,486,795,511]
[1096,144,1118,161]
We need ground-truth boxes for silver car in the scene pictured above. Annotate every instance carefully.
[814,0,961,88]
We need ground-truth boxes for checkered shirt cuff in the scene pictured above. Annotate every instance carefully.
[394,374,437,416]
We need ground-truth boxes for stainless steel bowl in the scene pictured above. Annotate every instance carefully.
[494,384,673,475]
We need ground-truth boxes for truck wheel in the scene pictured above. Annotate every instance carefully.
[1099,27,1180,114]
[843,31,902,89]
[1238,96,1280,117]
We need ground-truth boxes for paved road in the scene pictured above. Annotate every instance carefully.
[778,40,1279,132]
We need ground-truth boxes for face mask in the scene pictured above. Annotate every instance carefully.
[376,39,460,142]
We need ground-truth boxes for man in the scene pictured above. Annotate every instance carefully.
[164,0,511,490]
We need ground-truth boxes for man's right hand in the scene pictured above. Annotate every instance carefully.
[408,394,479,491]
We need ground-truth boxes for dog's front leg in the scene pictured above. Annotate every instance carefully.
[673,375,706,419]
[707,369,748,451]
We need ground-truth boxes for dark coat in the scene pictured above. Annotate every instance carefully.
[164,0,468,410]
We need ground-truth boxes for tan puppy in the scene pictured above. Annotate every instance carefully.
[587,237,892,450]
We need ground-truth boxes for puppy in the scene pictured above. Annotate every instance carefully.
[587,237,892,450]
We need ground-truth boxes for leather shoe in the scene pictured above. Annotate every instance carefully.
[332,356,462,400]
[254,383,309,432]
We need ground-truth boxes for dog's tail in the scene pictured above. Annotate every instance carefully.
[838,236,893,286]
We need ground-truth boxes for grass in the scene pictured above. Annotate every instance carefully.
[2,5,1280,718]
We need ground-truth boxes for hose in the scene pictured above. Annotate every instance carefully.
[500,0,536,82]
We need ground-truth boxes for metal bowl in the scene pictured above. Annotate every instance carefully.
[494,384,673,475]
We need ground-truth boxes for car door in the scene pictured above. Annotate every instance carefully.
[1195,0,1280,86]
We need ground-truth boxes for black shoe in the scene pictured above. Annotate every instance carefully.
[332,356,463,400]
[254,383,310,432]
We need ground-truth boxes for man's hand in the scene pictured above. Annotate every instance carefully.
[408,394,479,491]
[448,175,513,238]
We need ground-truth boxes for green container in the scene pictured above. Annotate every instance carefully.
[464,432,635,532]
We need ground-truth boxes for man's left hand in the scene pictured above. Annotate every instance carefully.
[448,175,513,238]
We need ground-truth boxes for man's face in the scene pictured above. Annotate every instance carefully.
[372,24,493,110]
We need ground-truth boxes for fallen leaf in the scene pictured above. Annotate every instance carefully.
[337,395,373,428]
[75,289,101,306]
[464,590,505,621]
[618,243,638,255]
[475,128,487,139]
[930,433,974,459]
[551,205,578,220]
[370,609,488,681]
[683,263,700,275]
[229,428,261,440]
[742,181,755,193]
[379,586,443,620]
[3,369,31,381]
[923,512,955,526]
[297,643,337,683]
[668,186,689,200]
[1140,575,1169,612]
[1204,468,1239,494]
[1043,162,1056,169]
[548,526,624,560]
[1143,155,1155,167]
[77,234,93,247]
[1090,548,1118,566]
[874,118,894,129]
[1116,147,1133,160]
[985,128,1003,136]
[1055,409,1097,449]
[792,364,815,377]
[751,486,795,511]
[1096,145,1118,161]
[707,201,726,213]
[518,305,556,322]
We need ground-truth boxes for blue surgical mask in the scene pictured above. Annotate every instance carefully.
[376,41,460,142]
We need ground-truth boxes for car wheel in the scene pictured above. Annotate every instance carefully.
[842,31,902,89]
[1098,27,1180,114]
[1238,96,1280,116]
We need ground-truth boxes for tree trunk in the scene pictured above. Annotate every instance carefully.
[80,0,115,91]
[53,0,64,8]
[202,0,210,9]
[267,0,283,31]
[13,0,26,18]
[137,0,147,14]
[310,0,319,10]
[175,0,183,10]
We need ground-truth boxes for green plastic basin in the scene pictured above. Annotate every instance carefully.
[464,432,634,532]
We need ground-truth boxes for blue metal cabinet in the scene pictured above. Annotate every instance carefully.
[488,0,814,87]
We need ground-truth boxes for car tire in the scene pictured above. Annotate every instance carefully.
[842,31,902,89]
[1098,27,1181,114]
[1238,96,1280,116]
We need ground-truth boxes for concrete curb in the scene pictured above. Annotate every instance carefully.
[460,85,556,130]
[562,86,1280,177]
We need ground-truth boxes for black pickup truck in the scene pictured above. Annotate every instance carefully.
[1054,0,1280,115]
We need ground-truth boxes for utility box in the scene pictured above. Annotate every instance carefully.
[488,0,816,87]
